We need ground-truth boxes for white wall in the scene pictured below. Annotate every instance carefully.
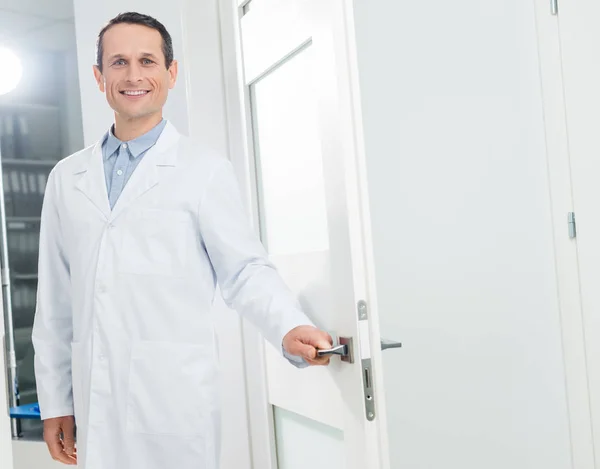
[71,1,252,468]
[12,440,63,468]
[351,0,573,468]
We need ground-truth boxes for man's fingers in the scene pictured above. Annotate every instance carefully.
[299,330,333,363]
[306,355,331,366]
[46,436,76,465]
[61,419,76,456]
[310,331,333,351]
[296,343,318,360]
[282,325,335,366]
[44,417,77,465]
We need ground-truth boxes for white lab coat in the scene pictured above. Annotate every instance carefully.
[32,122,312,469]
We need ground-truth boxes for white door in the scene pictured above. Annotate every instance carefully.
[227,0,575,468]
[350,0,573,467]
[553,0,600,464]
[230,0,390,468]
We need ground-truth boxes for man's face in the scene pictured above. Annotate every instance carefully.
[93,23,177,121]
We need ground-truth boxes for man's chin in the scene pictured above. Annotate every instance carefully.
[114,109,160,122]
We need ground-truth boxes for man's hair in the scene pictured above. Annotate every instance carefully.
[96,12,174,73]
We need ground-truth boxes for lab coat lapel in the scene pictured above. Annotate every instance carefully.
[74,142,111,220]
[110,122,180,220]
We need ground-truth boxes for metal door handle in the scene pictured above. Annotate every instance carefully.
[317,336,354,363]
[317,344,347,357]
[316,337,400,361]
[381,339,402,351]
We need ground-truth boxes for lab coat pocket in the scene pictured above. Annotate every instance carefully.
[119,210,191,277]
[127,341,217,436]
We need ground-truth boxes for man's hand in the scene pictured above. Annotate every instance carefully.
[283,325,334,366]
[43,416,77,465]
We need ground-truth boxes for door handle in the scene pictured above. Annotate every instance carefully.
[317,344,347,356]
[381,339,402,351]
[317,337,401,362]
[317,337,354,363]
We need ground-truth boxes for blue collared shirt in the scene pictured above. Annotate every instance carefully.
[101,119,167,209]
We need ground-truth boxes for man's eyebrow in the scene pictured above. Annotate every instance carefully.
[107,54,126,62]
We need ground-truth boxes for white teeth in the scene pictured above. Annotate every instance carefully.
[123,90,148,96]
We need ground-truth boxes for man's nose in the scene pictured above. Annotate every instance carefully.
[126,62,143,82]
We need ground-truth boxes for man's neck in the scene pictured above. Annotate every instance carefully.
[113,113,163,142]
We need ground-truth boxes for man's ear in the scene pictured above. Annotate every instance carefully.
[168,60,178,90]
[93,65,105,92]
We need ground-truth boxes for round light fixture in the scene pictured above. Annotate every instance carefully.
[0,47,22,96]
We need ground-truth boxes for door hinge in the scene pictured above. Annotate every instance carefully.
[568,212,576,239]
[551,0,558,15]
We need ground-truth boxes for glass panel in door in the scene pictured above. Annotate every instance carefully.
[249,41,346,468]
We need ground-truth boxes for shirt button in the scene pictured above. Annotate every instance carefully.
[116,169,123,176]
[122,144,128,150]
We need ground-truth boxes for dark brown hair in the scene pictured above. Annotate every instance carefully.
[96,12,174,73]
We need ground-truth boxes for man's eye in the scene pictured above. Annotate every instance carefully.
[113,59,126,66]
[142,59,154,65]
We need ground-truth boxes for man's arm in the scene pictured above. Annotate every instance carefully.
[197,160,331,363]
[31,168,77,464]
[32,168,73,419]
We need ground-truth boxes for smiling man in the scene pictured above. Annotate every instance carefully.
[31,12,333,469]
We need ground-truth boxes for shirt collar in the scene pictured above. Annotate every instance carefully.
[102,119,167,160]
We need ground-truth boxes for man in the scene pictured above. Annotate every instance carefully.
[32,12,333,469]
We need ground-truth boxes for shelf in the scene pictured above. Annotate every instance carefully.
[9,403,40,420]
[2,159,57,167]
[12,273,37,281]
[6,217,41,223]
[6,219,41,230]
[0,103,59,112]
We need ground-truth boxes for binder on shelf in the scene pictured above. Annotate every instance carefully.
[1,115,17,160]
[20,169,30,216]
[10,169,21,217]
[3,170,14,217]
[37,171,47,200]
[17,115,30,160]
[28,171,38,216]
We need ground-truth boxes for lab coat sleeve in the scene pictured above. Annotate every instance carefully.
[198,160,314,356]
[31,168,74,419]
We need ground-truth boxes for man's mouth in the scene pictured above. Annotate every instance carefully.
[120,90,150,96]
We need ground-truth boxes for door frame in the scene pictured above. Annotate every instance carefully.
[1,290,14,469]
[218,0,390,467]
[218,0,279,467]
[532,0,596,467]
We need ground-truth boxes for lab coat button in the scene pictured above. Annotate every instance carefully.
[98,285,107,294]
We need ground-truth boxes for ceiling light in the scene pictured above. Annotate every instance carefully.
[0,47,22,96]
